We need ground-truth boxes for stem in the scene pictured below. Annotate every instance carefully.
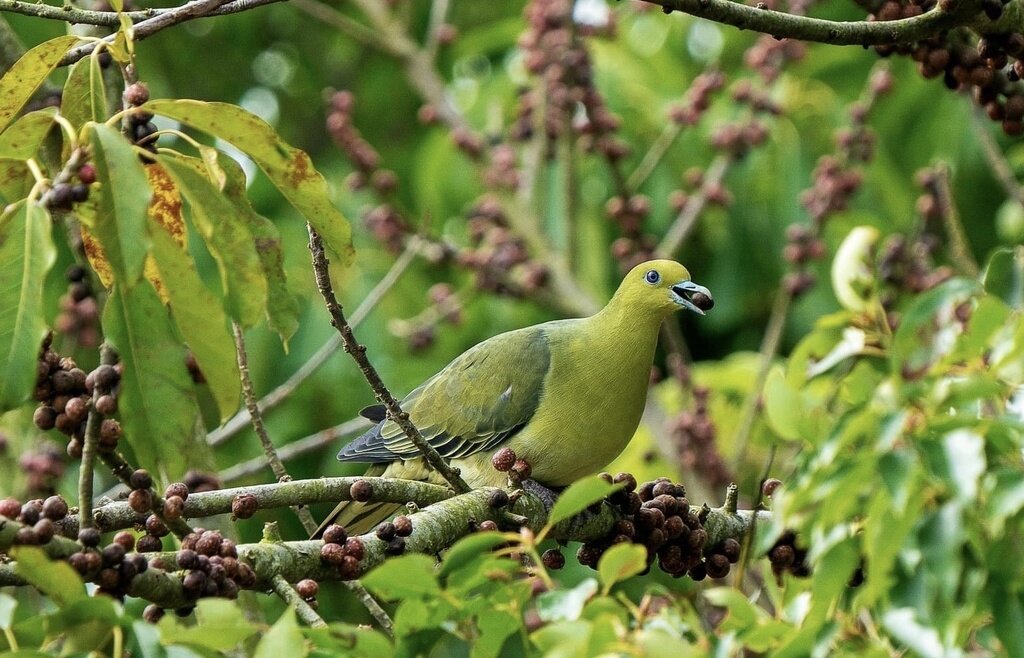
[656,153,732,258]
[971,108,1024,209]
[78,344,115,530]
[931,162,979,278]
[219,417,369,483]
[731,288,791,470]
[209,239,418,447]
[341,580,395,637]
[271,574,328,628]
[232,322,319,535]
[627,123,683,193]
[307,226,471,494]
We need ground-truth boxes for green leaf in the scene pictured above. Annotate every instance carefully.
[255,608,306,658]
[144,99,354,266]
[992,586,1024,658]
[0,201,55,411]
[217,152,299,343]
[102,282,198,477]
[148,196,240,420]
[304,624,392,658]
[0,594,16,629]
[159,598,256,652]
[0,36,80,134]
[597,543,647,593]
[536,578,598,623]
[763,367,802,441]
[61,55,108,128]
[159,155,267,327]
[982,246,1024,309]
[942,429,985,504]
[881,608,944,658]
[0,109,56,160]
[362,554,440,600]
[12,546,86,607]
[89,123,152,286]
[0,159,33,204]
[548,476,620,527]
[473,608,519,658]
[438,531,506,579]
[704,587,761,630]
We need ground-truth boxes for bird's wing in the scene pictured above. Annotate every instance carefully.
[337,327,551,463]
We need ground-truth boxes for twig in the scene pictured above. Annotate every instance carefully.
[642,0,979,46]
[58,0,283,66]
[209,239,418,447]
[271,575,328,628]
[308,226,471,494]
[78,344,115,529]
[98,451,194,538]
[233,322,319,536]
[220,417,369,483]
[342,580,394,637]
[627,123,683,193]
[731,288,791,471]
[931,163,979,278]
[290,0,388,50]
[971,108,1024,208]
[423,0,451,61]
[656,153,732,258]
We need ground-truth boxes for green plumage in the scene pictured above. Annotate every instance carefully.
[317,260,712,536]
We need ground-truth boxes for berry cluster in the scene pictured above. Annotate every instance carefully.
[458,197,548,296]
[669,71,727,127]
[32,337,123,459]
[668,386,732,492]
[124,82,158,152]
[376,515,412,555]
[319,523,365,579]
[55,265,99,348]
[46,168,91,213]
[68,527,151,599]
[573,475,740,581]
[0,495,68,546]
[869,0,1024,135]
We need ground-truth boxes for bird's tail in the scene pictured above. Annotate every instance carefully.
[312,500,403,538]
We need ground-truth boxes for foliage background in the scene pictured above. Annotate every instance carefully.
[0,0,1022,654]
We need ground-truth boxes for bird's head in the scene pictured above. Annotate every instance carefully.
[613,260,714,318]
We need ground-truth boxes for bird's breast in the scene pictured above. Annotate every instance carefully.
[507,327,656,486]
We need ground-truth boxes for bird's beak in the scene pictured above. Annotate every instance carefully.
[670,280,714,315]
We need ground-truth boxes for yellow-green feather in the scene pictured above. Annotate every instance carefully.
[316,260,695,536]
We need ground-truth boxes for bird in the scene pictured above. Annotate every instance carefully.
[316,259,713,536]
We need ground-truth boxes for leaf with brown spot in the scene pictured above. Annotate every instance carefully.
[0,36,79,135]
[143,99,354,268]
[61,55,107,130]
[0,108,56,160]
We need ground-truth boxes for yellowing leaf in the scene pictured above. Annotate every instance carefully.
[144,99,354,266]
[0,36,79,134]
[597,543,647,593]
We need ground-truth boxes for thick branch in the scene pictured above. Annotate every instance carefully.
[647,0,980,46]
[307,226,471,494]
[58,0,283,66]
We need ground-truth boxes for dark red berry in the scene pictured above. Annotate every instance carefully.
[78,526,101,547]
[42,495,68,520]
[478,520,499,532]
[491,447,516,472]
[295,579,318,599]
[393,516,413,537]
[350,480,373,502]
[128,489,153,514]
[542,548,565,570]
[344,537,365,560]
[322,525,348,545]
[129,469,152,491]
[231,493,258,519]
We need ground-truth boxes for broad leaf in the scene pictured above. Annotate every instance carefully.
[0,109,56,160]
[12,546,86,607]
[0,202,55,411]
[88,123,152,286]
[144,99,354,265]
[102,282,198,477]
[61,55,107,129]
[216,152,299,343]
[548,476,620,527]
[0,36,79,134]
[764,367,803,441]
[362,554,440,600]
[535,578,598,622]
[255,608,306,658]
[438,531,507,579]
[160,155,267,327]
[146,164,239,419]
[158,598,257,652]
[597,543,647,593]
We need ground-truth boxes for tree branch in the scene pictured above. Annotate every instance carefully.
[645,0,979,46]
[271,574,327,628]
[307,226,471,494]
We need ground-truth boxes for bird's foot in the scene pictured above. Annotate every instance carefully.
[519,479,561,513]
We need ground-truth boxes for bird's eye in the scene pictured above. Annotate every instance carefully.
[644,270,660,284]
